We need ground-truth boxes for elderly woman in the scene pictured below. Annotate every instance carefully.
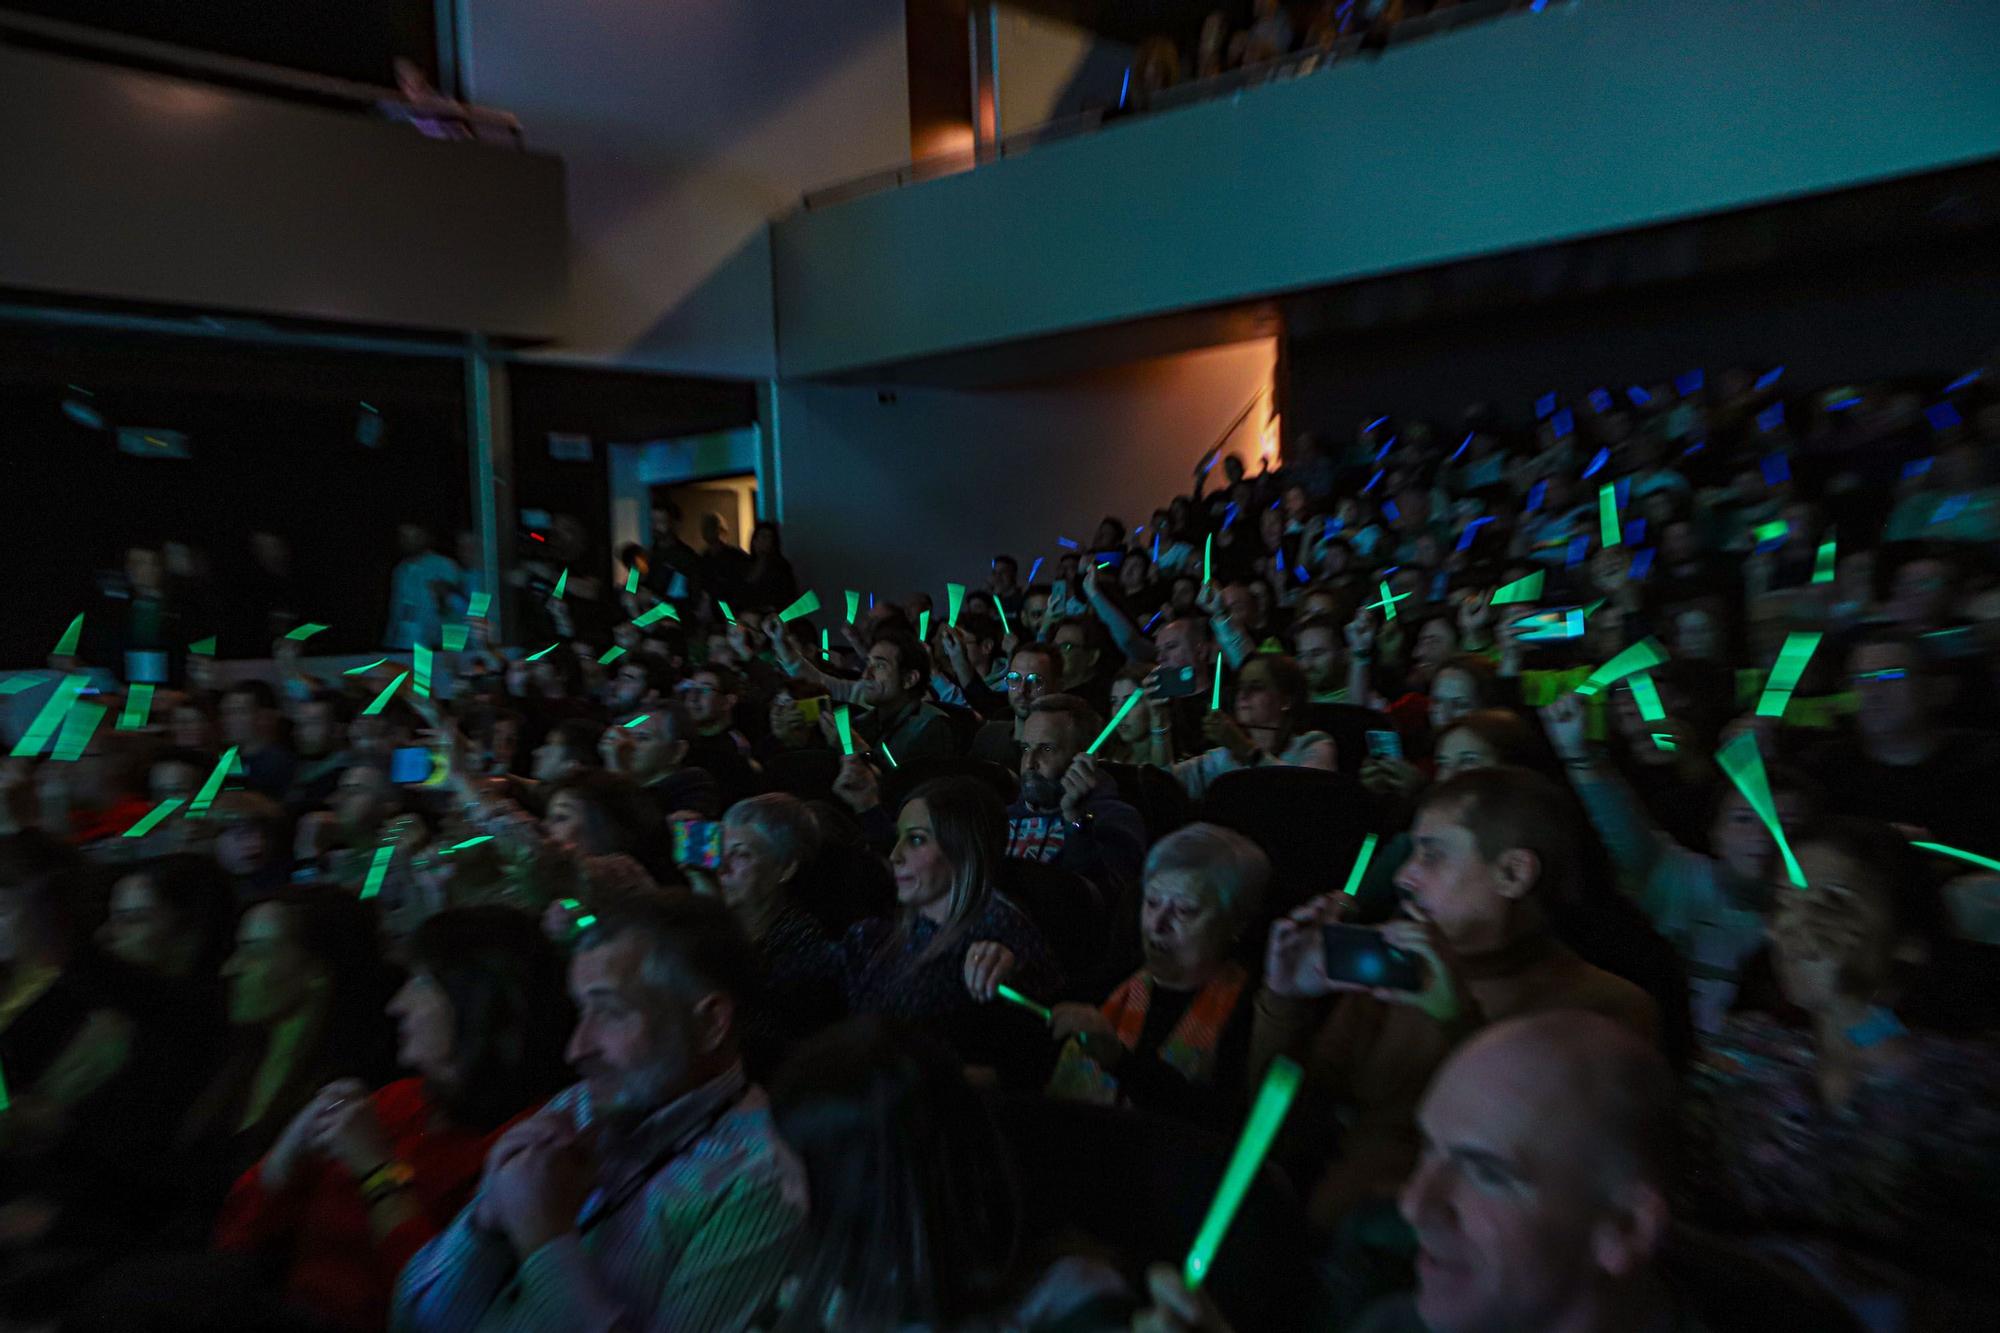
[1046,823,1267,1127]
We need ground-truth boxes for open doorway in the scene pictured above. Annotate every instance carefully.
[654,473,757,554]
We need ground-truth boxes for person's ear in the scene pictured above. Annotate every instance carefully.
[691,990,735,1056]
[778,857,800,887]
[1591,1181,1670,1277]
[1492,848,1540,901]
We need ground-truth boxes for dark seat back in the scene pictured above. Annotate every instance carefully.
[998,858,1110,996]
[882,754,1019,810]
[757,748,841,802]
[1101,760,1194,842]
[1304,702,1400,777]
[1199,766,1373,919]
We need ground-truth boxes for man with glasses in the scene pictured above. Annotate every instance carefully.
[974,643,1062,766]
[677,665,760,805]
[1808,629,2000,855]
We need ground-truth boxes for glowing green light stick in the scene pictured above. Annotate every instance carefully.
[1912,841,2000,874]
[1598,484,1622,548]
[1367,582,1410,621]
[118,684,154,731]
[344,657,390,675]
[413,644,434,697]
[1203,534,1214,585]
[1716,731,1806,888]
[835,705,855,756]
[1574,638,1668,698]
[995,601,1011,636]
[362,671,410,716]
[598,646,625,665]
[995,983,1052,1023]
[1184,1056,1304,1290]
[1088,689,1144,754]
[918,610,930,641]
[1751,520,1789,546]
[946,583,966,627]
[1341,833,1379,896]
[445,835,494,853]
[634,603,678,628]
[553,568,568,599]
[525,643,559,661]
[467,593,491,619]
[188,636,217,657]
[441,623,469,652]
[625,567,639,595]
[123,798,182,839]
[0,677,38,695]
[1651,733,1677,751]
[1628,673,1666,722]
[285,623,330,642]
[1812,533,1836,585]
[718,600,735,625]
[778,591,822,623]
[820,628,830,658]
[0,1056,9,1112]
[188,746,240,818]
[880,740,898,769]
[52,702,106,762]
[1754,631,1822,719]
[1211,661,1225,712]
[623,714,651,729]
[10,674,88,758]
[53,614,84,658]
[845,590,860,623]
[1490,571,1545,606]
[361,843,394,899]
[1515,609,1585,642]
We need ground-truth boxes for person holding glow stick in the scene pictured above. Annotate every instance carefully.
[1168,655,1335,799]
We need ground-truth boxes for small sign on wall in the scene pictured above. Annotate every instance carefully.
[548,432,593,462]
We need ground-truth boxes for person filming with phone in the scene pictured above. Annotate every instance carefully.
[1252,766,1658,1230]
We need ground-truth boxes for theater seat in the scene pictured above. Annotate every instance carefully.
[1100,760,1194,842]
[1663,1227,1865,1333]
[757,748,841,802]
[882,754,1019,810]
[984,1092,1314,1333]
[1304,702,1400,777]
[999,859,1111,995]
[1198,767,1373,918]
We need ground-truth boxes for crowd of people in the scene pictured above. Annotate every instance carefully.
[3,345,1999,1332]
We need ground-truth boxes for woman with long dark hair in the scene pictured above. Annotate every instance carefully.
[215,906,574,1331]
[744,520,802,611]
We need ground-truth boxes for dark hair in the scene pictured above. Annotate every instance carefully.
[991,554,1018,575]
[549,717,607,765]
[1244,652,1310,719]
[547,770,663,858]
[575,892,760,1012]
[407,907,576,1130]
[1432,653,1502,706]
[1008,640,1061,677]
[893,777,1004,967]
[770,1017,1023,1333]
[1419,766,1580,907]
[955,610,1002,655]
[752,520,784,555]
[870,627,930,692]
[0,831,91,964]
[1435,708,1539,768]
[301,689,356,727]
[615,654,677,698]
[462,705,525,749]
[1792,814,1947,949]
[224,679,279,711]
[1025,693,1102,746]
[693,661,743,698]
[247,885,400,1078]
[131,854,238,978]
[1290,613,1342,645]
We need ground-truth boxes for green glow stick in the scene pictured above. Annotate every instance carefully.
[10,674,88,757]
[1912,841,2000,874]
[946,583,966,628]
[1203,533,1214,585]
[467,593,491,619]
[188,636,217,656]
[995,983,1052,1022]
[623,713,651,728]
[1088,688,1144,754]
[1651,733,1677,751]
[918,610,930,641]
[778,591,822,623]
[53,613,84,658]
[820,628,830,658]
[1490,570,1545,606]
[1341,832,1379,896]
[413,644,433,697]
[285,623,330,642]
[51,702,106,762]
[360,843,394,900]
[573,912,598,932]
[123,798,182,839]
[344,657,390,675]
[844,590,860,623]
[1515,609,1585,642]
[362,671,410,716]
[880,740,898,769]
[441,623,470,651]
[0,676,39,695]
[625,567,639,595]
[634,603,678,628]
[1184,1056,1304,1290]
[1598,484,1622,548]
[445,834,494,853]
[1751,519,1789,546]
[118,683,154,731]
[1574,638,1668,697]
[1369,581,1409,621]
[718,600,735,625]
[1755,631,1822,719]
[1716,731,1806,888]
[188,746,240,818]
[0,1054,9,1112]
[526,643,559,661]
[1627,673,1666,722]
[553,568,569,599]
[598,646,625,665]
[835,705,855,756]
[1812,533,1837,585]
[995,600,1011,637]
[1211,661,1225,712]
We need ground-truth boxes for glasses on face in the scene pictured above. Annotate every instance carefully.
[677,683,717,697]
[1005,672,1046,688]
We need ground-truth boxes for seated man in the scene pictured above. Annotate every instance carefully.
[394,895,807,1332]
[676,664,761,805]
[1005,695,1147,905]
[1254,767,1657,1227]
[774,626,958,765]
[972,641,1061,767]
[601,699,720,820]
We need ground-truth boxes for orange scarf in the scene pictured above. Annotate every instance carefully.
[1048,962,1248,1105]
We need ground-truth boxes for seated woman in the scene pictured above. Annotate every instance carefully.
[1169,654,1336,799]
[839,777,1061,1087]
[1357,653,1506,801]
[766,1016,1130,1332]
[166,886,401,1235]
[1681,816,2000,1325]
[215,907,573,1331]
[1046,823,1266,1128]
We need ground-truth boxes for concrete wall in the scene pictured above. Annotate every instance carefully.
[771,338,1276,600]
[772,0,2000,379]
[461,0,910,377]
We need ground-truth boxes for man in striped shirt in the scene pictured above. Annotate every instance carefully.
[394,896,807,1333]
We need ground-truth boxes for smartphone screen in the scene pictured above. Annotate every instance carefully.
[1153,665,1201,700]
[1364,729,1403,762]
[125,650,168,685]
[1321,924,1423,991]
[389,746,433,784]
[673,820,725,870]
[794,696,825,725]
